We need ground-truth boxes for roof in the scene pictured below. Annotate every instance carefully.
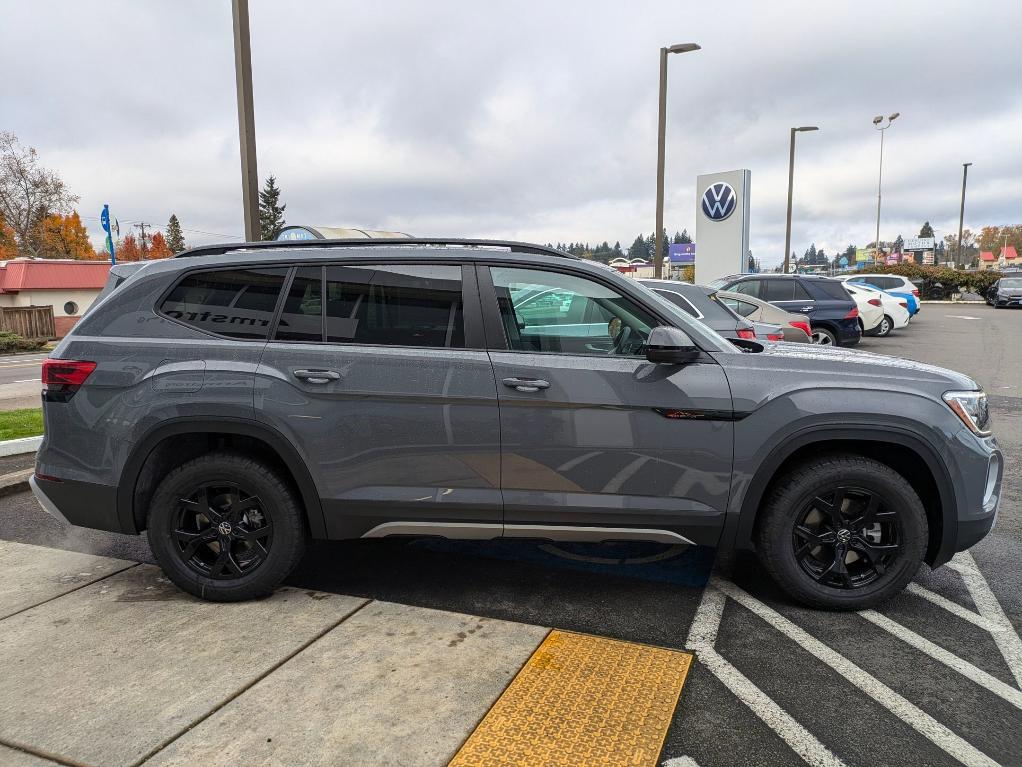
[980,251,995,261]
[0,258,111,293]
[175,237,575,261]
[1001,246,1018,261]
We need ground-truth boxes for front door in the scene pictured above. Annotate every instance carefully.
[254,262,502,539]
[480,264,734,546]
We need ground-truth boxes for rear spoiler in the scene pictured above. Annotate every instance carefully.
[91,262,150,308]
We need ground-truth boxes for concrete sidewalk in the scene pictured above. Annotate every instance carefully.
[0,540,692,767]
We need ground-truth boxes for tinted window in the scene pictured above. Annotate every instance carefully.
[761,280,795,302]
[793,280,812,300]
[161,268,287,339]
[325,264,464,348]
[731,279,762,298]
[813,279,853,301]
[653,289,701,317]
[720,297,758,318]
[275,267,323,342]
[491,267,657,356]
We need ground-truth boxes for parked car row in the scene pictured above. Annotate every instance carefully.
[689,272,923,347]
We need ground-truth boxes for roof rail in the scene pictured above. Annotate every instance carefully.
[173,237,575,261]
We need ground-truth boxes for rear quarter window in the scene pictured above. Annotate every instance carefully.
[160,267,289,339]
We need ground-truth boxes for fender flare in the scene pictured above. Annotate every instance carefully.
[118,416,326,538]
[724,425,958,565]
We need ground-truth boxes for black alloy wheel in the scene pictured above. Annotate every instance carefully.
[791,485,900,589]
[173,482,273,579]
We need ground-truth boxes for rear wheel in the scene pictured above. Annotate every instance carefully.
[147,452,307,602]
[755,455,927,609]
[811,327,836,346]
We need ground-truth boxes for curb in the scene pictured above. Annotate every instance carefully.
[0,435,42,457]
[920,300,985,304]
[0,468,33,497]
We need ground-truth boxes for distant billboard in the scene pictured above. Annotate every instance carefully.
[855,248,870,263]
[903,237,935,252]
[668,243,695,264]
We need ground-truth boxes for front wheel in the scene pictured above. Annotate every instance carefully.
[876,315,893,337]
[146,452,307,601]
[755,455,927,610]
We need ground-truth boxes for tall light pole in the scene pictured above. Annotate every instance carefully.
[232,0,260,242]
[782,126,819,275]
[654,42,701,279]
[872,112,899,261]
[957,162,972,267]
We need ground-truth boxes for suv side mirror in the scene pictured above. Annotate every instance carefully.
[645,326,701,364]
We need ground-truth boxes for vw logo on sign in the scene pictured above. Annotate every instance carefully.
[701,182,737,221]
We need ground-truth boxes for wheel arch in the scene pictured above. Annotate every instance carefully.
[730,427,958,566]
[118,417,326,538]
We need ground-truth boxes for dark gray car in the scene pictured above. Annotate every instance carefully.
[32,239,1002,609]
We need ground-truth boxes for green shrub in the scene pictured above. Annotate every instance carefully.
[0,332,46,353]
[858,264,1001,299]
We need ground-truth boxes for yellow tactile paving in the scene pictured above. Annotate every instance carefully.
[448,630,693,767]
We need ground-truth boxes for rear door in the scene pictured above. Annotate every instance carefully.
[480,263,734,546]
[765,278,816,318]
[254,261,502,539]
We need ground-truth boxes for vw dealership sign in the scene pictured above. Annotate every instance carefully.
[701,182,737,221]
[695,170,751,284]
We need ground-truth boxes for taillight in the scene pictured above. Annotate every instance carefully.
[736,328,756,340]
[912,289,920,297]
[767,332,784,341]
[844,306,859,319]
[789,320,811,337]
[42,359,96,402]
[868,298,882,307]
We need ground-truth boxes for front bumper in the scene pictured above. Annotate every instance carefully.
[30,474,126,533]
[994,295,1022,307]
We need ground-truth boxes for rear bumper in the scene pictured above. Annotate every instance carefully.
[834,320,861,346]
[30,474,127,533]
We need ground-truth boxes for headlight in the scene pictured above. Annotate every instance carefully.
[943,390,992,435]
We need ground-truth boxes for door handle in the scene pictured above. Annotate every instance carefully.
[293,369,341,384]
[502,377,550,393]
[798,306,813,312]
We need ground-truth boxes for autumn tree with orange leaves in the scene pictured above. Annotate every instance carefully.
[148,231,173,260]
[117,234,142,262]
[37,211,98,259]
[0,215,17,259]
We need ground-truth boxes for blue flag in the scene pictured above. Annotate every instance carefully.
[101,204,116,263]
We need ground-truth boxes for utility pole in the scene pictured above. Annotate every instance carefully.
[133,222,153,260]
[782,126,819,275]
[653,42,700,279]
[957,162,971,267]
[232,0,260,242]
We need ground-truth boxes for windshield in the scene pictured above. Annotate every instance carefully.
[629,281,739,354]
[1001,278,1022,289]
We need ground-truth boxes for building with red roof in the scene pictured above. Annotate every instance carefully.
[0,258,111,337]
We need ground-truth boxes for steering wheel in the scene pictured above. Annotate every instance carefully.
[608,323,633,355]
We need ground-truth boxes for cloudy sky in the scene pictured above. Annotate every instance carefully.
[4,0,1021,265]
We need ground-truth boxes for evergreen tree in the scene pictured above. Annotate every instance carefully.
[165,214,186,253]
[919,221,934,238]
[675,228,692,244]
[258,175,286,240]
[612,241,623,258]
[629,235,648,260]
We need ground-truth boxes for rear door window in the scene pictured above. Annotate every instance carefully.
[731,279,762,298]
[813,280,854,301]
[160,267,288,339]
[761,280,795,302]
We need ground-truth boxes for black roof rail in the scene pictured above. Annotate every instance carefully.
[173,237,576,260]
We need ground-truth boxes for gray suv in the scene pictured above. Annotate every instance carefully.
[31,240,1002,609]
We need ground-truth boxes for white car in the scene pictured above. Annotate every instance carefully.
[840,282,884,335]
[841,281,910,336]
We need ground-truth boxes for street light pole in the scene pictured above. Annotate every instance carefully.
[872,112,899,261]
[957,162,972,267]
[782,126,819,275]
[654,42,700,279]
[232,0,260,242]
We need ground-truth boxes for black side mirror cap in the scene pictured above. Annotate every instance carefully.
[645,326,701,364]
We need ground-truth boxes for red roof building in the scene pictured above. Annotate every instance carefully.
[1001,245,1018,262]
[0,258,113,337]
[980,251,995,262]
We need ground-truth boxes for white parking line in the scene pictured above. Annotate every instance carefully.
[948,552,1022,688]
[904,583,1002,633]
[686,586,846,767]
[860,610,1022,710]
[713,577,999,767]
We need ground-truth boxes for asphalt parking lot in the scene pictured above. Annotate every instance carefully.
[0,303,1019,767]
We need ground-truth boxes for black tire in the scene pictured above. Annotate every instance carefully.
[755,455,927,610]
[146,451,307,602]
[877,315,893,337]
[811,326,837,346]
